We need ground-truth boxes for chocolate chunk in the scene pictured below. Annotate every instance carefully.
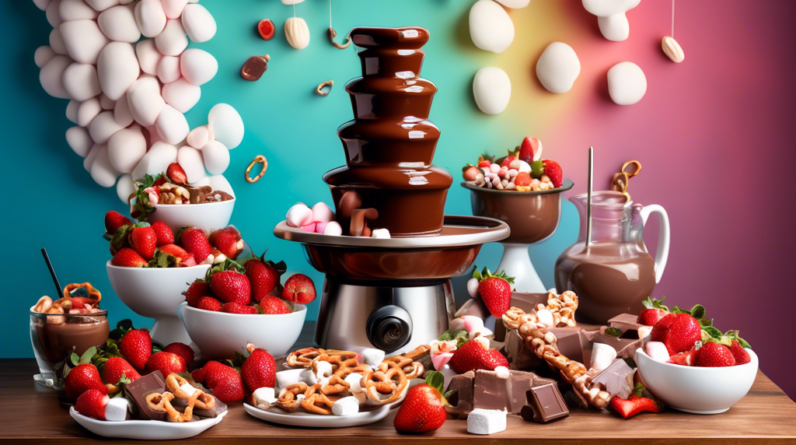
[608,313,645,333]
[592,328,641,361]
[521,383,569,423]
[590,359,635,399]
[445,371,474,418]
[501,327,586,371]
[123,371,166,421]
[240,55,269,81]
[187,187,206,204]
[473,368,540,413]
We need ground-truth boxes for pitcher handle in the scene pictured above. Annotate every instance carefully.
[640,205,670,284]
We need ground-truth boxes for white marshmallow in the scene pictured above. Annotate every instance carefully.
[88,111,124,144]
[201,140,230,174]
[467,409,507,435]
[494,366,510,379]
[473,67,511,115]
[467,278,479,298]
[352,391,367,405]
[33,0,52,11]
[98,5,141,43]
[34,46,57,68]
[162,79,201,113]
[582,0,640,42]
[134,0,167,38]
[127,75,165,126]
[155,105,190,144]
[314,360,334,383]
[161,0,188,19]
[62,63,101,102]
[638,326,653,340]
[208,175,234,197]
[59,0,97,21]
[66,99,80,124]
[473,336,490,350]
[40,55,73,99]
[186,125,211,149]
[131,141,177,180]
[332,397,360,416]
[78,97,102,127]
[49,29,68,55]
[85,0,120,12]
[155,19,189,57]
[83,143,100,171]
[536,42,581,94]
[181,4,217,43]
[208,104,244,149]
[645,341,671,363]
[607,62,647,105]
[275,369,303,390]
[323,221,342,236]
[371,229,391,239]
[116,173,135,203]
[157,56,181,84]
[180,48,217,86]
[311,202,335,224]
[60,20,108,65]
[344,373,365,394]
[360,349,385,367]
[252,387,277,408]
[298,368,318,386]
[469,0,515,54]
[113,95,133,127]
[135,39,162,75]
[108,124,146,173]
[104,396,129,422]
[286,204,313,228]
[46,0,63,28]
[66,126,93,157]
[177,146,206,183]
[179,383,198,397]
[99,93,115,110]
[97,42,139,100]
[536,309,555,328]
[90,145,120,187]
[590,343,618,372]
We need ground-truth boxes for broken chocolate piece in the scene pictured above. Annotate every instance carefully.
[590,359,635,400]
[592,327,641,361]
[521,383,569,423]
[608,313,645,333]
[241,55,270,81]
[445,371,475,418]
[123,371,166,421]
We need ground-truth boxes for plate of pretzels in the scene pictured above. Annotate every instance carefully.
[69,407,227,440]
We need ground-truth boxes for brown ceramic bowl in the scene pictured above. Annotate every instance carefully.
[462,179,573,244]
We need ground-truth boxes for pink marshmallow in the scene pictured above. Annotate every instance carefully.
[286,203,313,228]
[301,222,317,232]
[312,202,335,224]
[315,221,328,234]
[462,316,484,333]
[645,341,670,363]
[323,221,342,236]
[431,352,454,371]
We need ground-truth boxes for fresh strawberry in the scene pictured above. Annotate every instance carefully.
[163,343,195,367]
[104,211,131,236]
[519,136,542,163]
[241,343,276,392]
[158,244,190,264]
[211,269,251,305]
[730,340,751,365]
[500,156,516,168]
[462,164,479,181]
[75,389,109,420]
[693,342,736,367]
[210,227,243,260]
[179,228,213,263]
[282,274,316,305]
[150,221,175,246]
[197,296,222,311]
[650,313,702,355]
[119,329,152,370]
[184,280,211,307]
[191,366,207,384]
[609,384,663,419]
[65,363,107,401]
[394,372,448,434]
[477,159,491,168]
[101,357,141,385]
[166,163,188,185]
[145,352,187,376]
[245,254,285,302]
[129,226,157,260]
[448,339,508,374]
[196,361,245,403]
[515,171,531,187]
[542,160,563,188]
[666,351,691,366]
[258,296,290,315]
[111,248,146,267]
[258,19,275,40]
[638,296,669,326]
[221,302,258,314]
[473,266,514,318]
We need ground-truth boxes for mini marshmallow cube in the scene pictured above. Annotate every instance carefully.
[467,278,479,298]
[252,387,277,408]
[591,343,618,371]
[276,369,303,390]
[104,397,130,422]
[323,221,342,236]
[645,341,670,363]
[314,360,334,382]
[332,396,360,416]
[299,368,317,386]
[312,202,335,224]
[344,373,365,393]
[371,228,391,239]
[360,348,385,367]
[286,203,313,228]
[467,409,507,435]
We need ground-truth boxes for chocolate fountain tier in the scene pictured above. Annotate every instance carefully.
[347,77,437,121]
[338,118,440,168]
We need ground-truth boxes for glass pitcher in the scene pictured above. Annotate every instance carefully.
[554,191,670,324]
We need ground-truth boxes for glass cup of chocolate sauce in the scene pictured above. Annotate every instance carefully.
[29,309,110,381]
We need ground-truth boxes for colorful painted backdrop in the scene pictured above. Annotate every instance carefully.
[1,0,794,399]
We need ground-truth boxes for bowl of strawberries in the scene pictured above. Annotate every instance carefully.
[178,253,315,360]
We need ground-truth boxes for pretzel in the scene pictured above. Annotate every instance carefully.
[245,155,268,183]
[327,28,350,49]
[145,391,194,423]
[63,282,102,303]
[301,384,336,415]
[381,353,425,380]
[365,362,408,405]
[612,160,642,202]
[286,347,323,368]
[276,383,308,412]
[34,296,52,313]
[315,80,334,96]
[165,374,215,410]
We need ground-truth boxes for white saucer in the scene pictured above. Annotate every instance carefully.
[244,403,390,428]
[70,407,227,440]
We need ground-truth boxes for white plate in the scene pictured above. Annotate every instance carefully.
[70,407,227,440]
[244,403,390,428]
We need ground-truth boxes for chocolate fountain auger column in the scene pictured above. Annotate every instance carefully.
[274,27,509,355]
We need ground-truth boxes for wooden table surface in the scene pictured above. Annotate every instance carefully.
[4,324,796,444]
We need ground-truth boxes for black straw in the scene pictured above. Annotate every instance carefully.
[41,248,63,298]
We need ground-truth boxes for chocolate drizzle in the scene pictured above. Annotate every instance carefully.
[323,27,452,237]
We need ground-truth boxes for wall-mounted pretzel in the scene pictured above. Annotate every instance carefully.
[246,155,268,183]
[315,80,334,96]
[328,28,351,49]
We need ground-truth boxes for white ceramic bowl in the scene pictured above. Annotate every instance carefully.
[70,407,226,439]
[179,302,307,360]
[106,261,210,345]
[635,348,759,414]
[147,199,235,234]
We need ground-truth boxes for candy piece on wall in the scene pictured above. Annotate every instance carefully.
[162,78,201,113]
[108,124,147,173]
[60,20,108,65]
[134,0,167,38]
[98,5,141,43]
[66,126,93,158]
[258,19,275,40]
[127,75,166,126]
[116,173,136,203]
[182,4,217,43]
[473,66,511,115]
[177,146,206,183]
[607,61,646,105]
[40,55,73,99]
[469,0,515,54]
[285,17,310,50]
[582,0,640,42]
[62,62,101,102]
[240,55,270,81]
[155,19,189,56]
[97,42,140,101]
[78,97,102,126]
[208,104,244,149]
[202,140,230,174]
[536,42,581,94]
[662,36,685,63]
[34,46,57,68]
[493,0,530,9]
[180,48,218,86]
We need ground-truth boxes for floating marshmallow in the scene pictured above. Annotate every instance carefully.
[473,67,511,115]
[100,93,115,109]
[83,143,100,171]
[177,146,206,183]
[287,204,313,228]
[33,0,52,11]
[208,175,234,197]
[494,0,530,7]
[469,0,515,54]
[182,4,216,43]
[135,0,167,38]
[607,62,646,105]
[360,348,385,367]
[162,79,201,113]
[127,75,165,126]
[66,126,92,157]
[582,0,640,42]
[180,49,217,86]
[97,42,139,100]
[59,0,98,21]
[645,341,670,363]
[281,0,304,4]
[90,145,121,187]
[62,63,101,102]
[332,397,359,416]
[298,368,317,386]
[252,387,277,408]
[131,141,178,179]
[276,369,303,390]
[311,202,334,224]
[85,0,120,12]
[155,105,190,144]
[468,409,507,435]
[46,0,63,28]
[467,278,479,298]
[60,20,109,65]
[323,221,342,236]
[344,373,365,394]
[202,140,230,174]
[590,343,618,372]
[450,315,484,336]
[135,39,162,75]
[284,17,310,50]
[98,5,141,43]
[116,173,135,203]
[34,46,57,68]
[104,396,129,422]
[108,124,147,172]
[155,19,189,57]
[536,42,581,94]
[89,111,124,144]
[78,97,102,127]
[186,125,211,149]
[536,309,555,328]
[66,99,80,124]
[161,0,189,19]
[113,95,133,126]
[49,29,68,55]
[157,56,180,84]
[371,229,391,239]
[40,55,73,99]
[432,352,453,371]
[208,104,244,149]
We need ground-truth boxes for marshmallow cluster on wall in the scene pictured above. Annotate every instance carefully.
[33,0,244,203]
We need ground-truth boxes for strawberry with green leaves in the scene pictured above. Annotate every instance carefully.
[448,338,508,373]
[145,352,186,376]
[244,252,286,302]
[101,357,140,387]
[637,296,669,326]
[472,266,514,318]
[530,159,563,188]
[207,260,251,305]
[394,371,450,434]
[241,343,276,393]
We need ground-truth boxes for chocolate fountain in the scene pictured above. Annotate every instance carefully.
[274,27,509,355]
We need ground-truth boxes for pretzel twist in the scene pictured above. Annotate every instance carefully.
[165,374,215,410]
[300,384,336,415]
[145,391,195,423]
[364,363,408,405]
[276,382,308,412]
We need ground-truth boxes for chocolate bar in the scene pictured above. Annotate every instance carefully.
[123,371,166,421]
[521,383,569,423]
[607,313,645,333]
[590,359,635,399]
[502,327,587,371]
[446,368,556,417]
